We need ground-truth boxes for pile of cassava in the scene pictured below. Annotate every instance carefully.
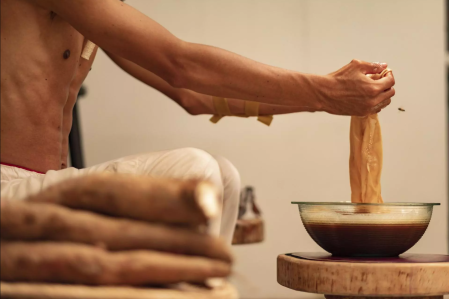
[1,173,232,286]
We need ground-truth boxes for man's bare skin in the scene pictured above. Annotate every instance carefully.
[1,0,98,172]
[1,0,395,173]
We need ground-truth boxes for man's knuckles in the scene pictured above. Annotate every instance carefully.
[351,59,362,66]
[364,84,382,97]
[388,87,396,97]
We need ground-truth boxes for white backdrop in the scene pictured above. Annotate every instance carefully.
[80,1,447,298]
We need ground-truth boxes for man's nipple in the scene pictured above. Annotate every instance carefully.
[63,50,71,60]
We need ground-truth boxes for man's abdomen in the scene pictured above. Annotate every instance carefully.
[1,100,65,173]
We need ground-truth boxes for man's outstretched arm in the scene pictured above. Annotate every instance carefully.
[35,0,395,116]
[105,51,314,116]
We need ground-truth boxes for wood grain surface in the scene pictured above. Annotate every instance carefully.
[232,218,264,245]
[0,281,238,299]
[277,254,449,296]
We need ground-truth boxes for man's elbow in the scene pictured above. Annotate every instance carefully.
[179,96,201,116]
[163,42,193,89]
[184,107,200,116]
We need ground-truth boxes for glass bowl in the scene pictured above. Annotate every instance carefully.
[292,202,440,257]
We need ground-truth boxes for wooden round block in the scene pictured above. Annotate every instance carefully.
[0,281,238,299]
[277,253,449,297]
[325,296,443,299]
[232,218,264,245]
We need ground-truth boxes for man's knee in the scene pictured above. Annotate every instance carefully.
[214,156,240,188]
[214,156,241,206]
[170,147,215,164]
[148,147,223,187]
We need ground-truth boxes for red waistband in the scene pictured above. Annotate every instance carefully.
[0,163,45,174]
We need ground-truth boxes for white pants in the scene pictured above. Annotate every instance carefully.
[0,148,241,244]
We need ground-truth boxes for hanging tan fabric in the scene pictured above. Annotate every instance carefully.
[349,69,392,203]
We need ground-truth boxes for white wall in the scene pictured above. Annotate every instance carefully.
[80,1,447,298]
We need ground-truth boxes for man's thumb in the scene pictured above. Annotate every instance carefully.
[357,60,388,75]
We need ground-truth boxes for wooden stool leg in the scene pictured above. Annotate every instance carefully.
[325,296,443,299]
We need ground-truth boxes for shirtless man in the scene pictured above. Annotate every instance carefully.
[1,0,395,244]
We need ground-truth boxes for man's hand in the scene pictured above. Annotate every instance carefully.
[316,60,396,116]
[1,174,232,285]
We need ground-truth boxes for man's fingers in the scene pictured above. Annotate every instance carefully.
[26,173,219,226]
[381,87,396,102]
[352,59,387,75]
[375,71,395,91]
[370,88,394,113]
[1,201,233,262]
[371,98,391,113]
[1,242,232,285]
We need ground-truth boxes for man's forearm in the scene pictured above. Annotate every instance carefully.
[106,51,314,116]
[172,42,324,108]
[226,99,315,116]
[183,94,313,116]
[39,0,325,109]
[174,91,313,116]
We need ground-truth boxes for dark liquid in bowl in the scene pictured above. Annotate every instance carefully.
[303,223,429,257]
